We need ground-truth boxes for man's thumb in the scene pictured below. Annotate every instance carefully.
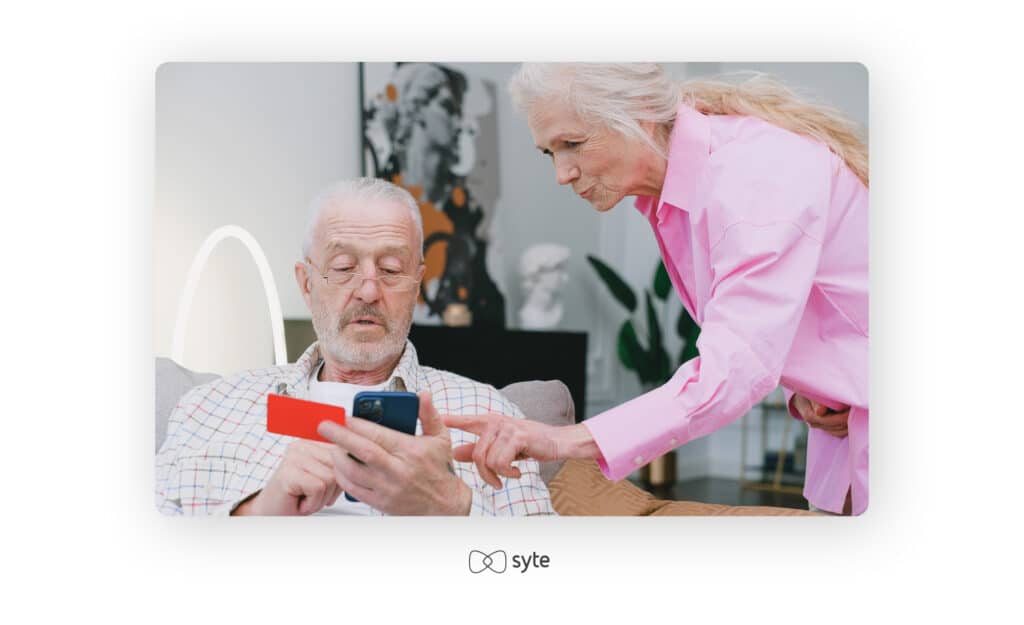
[418,391,444,436]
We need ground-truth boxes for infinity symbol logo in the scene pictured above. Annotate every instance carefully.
[468,549,507,573]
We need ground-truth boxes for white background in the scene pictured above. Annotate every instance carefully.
[2,1,1022,623]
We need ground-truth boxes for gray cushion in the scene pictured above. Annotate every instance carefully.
[499,379,575,484]
[155,357,218,452]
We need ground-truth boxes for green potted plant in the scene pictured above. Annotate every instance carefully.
[586,255,701,490]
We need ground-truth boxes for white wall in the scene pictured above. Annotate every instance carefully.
[155,63,362,374]
[154,62,866,482]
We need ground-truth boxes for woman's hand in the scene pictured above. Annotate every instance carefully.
[442,413,598,488]
[792,394,850,438]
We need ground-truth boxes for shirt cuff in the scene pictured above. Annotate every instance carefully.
[217,490,260,516]
[584,381,691,482]
[211,501,238,517]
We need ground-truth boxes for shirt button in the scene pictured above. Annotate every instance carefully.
[634,455,644,465]
[669,438,678,446]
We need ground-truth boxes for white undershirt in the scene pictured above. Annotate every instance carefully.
[306,362,390,516]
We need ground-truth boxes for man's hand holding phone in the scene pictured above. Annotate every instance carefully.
[232,439,342,516]
[317,391,472,516]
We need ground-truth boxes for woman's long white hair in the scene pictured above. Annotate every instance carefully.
[509,63,868,188]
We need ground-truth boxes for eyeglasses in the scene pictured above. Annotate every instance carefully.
[306,258,422,292]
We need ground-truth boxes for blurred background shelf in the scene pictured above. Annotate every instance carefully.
[739,391,808,499]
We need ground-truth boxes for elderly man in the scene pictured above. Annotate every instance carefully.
[155,178,553,516]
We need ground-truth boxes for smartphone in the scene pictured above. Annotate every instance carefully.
[352,391,419,435]
[344,391,420,502]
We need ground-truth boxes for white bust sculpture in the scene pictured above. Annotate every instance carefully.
[518,243,570,330]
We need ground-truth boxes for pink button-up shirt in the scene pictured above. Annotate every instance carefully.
[584,104,868,515]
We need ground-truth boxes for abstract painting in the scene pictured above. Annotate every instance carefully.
[360,62,506,328]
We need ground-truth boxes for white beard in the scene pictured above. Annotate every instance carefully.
[311,302,412,370]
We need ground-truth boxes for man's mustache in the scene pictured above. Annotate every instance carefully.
[339,306,389,330]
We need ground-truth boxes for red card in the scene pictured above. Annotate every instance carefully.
[266,393,346,443]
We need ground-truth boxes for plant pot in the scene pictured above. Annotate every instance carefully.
[641,451,677,488]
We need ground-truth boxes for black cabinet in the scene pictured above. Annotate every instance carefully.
[408,325,588,422]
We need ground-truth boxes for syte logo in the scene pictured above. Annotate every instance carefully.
[469,549,507,573]
[468,549,550,574]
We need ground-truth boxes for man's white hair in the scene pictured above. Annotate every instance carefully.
[301,177,424,260]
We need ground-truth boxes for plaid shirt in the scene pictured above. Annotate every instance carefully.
[155,341,554,516]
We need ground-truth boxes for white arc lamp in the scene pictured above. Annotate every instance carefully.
[171,225,288,366]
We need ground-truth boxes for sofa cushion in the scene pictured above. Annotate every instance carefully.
[155,357,218,452]
[499,380,574,484]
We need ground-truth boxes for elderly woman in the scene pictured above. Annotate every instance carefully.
[445,63,868,515]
